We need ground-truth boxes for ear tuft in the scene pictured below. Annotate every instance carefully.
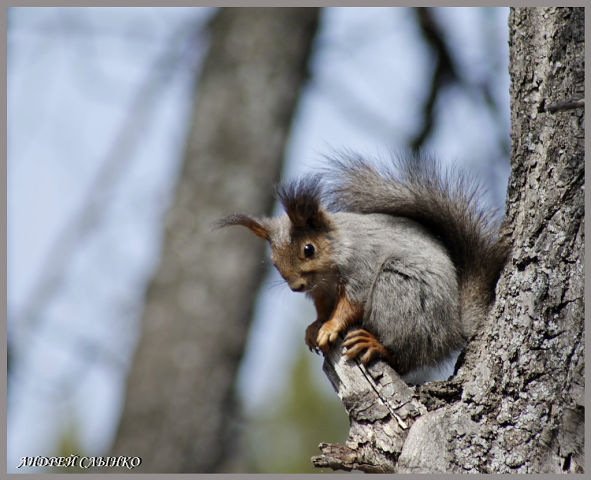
[277,175,331,232]
[216,214,269,240]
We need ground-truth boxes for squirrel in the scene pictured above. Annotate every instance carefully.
[219,154,509,375]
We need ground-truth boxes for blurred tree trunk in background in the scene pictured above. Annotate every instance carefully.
[110,8,319,472]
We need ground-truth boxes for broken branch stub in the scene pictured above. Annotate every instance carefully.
[311,337,427,472]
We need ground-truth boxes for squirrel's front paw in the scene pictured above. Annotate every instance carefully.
[305,319,323,354]
[316,319,342,353]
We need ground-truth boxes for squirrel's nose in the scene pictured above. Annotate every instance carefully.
[290,282,306,292]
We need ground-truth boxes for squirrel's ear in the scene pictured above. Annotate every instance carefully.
[278,176,332,232]
[217,214,270,240]
[293,206,332,232]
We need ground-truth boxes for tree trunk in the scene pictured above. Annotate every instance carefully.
[110,7,319,472]
[312,7,584,473]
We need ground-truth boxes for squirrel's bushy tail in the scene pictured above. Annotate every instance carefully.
[322,153,510,337]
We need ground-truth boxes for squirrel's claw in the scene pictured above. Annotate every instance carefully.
[305,319,324,354]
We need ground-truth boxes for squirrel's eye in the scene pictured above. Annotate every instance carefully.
[303,243,315,258]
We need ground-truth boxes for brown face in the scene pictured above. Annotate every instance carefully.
[219,189,335,294]
[269,222,334,293]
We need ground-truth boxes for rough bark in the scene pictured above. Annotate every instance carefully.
[110,8,319,472]
[311,337,427,472]
[312,7,584,473]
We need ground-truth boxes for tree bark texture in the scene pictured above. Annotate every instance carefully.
[312,7,584,473]
[110,8,319,472]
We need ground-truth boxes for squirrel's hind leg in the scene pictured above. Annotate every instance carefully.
[342,329,393,365]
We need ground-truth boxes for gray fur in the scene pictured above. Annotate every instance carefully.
[324,154,509,340]
[330,212,463,373]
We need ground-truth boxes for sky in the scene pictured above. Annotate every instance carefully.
[7,6,510,473]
